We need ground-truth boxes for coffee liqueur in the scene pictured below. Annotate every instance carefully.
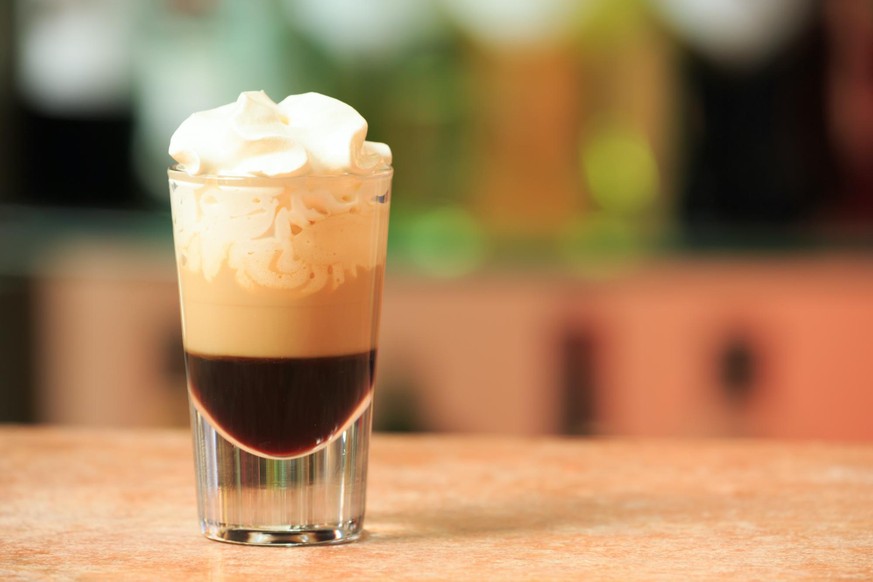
[185,350,376,458]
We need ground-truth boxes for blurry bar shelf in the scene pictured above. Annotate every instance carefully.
[2,426,872,579]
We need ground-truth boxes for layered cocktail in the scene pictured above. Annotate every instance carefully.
[168,91,391,545]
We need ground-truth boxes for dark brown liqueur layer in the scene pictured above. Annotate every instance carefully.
[185,350,376,458]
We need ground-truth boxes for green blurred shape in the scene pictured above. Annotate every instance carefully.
[582,123,659,216]
[401,206,487,277]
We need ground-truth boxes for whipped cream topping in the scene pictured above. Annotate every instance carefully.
[169,91,392,177]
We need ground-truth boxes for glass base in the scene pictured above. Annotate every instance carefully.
[202,523,362,546]
[190,400,371,546]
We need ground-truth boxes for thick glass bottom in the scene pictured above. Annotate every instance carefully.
[189,400,371,546]
[202,523,362,546]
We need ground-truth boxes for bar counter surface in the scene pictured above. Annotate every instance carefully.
[2,426,872,580]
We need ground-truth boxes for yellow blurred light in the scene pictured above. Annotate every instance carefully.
[582,123,659,215]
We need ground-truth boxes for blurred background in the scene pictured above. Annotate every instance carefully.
[1,0,872,439]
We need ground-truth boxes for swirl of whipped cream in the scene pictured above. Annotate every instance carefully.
[169,174,390,296]
[169,91,392,177]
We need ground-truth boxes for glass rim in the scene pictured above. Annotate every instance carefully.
[167,165,393,185]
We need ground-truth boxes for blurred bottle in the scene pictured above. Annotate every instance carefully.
[822,0,873,227]
[132,0,293,204]
[13,0,139,208]
[444,0,676,260]
[656,0,830,241]
[443,0,589,240]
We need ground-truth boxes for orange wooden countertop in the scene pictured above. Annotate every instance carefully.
[2,426,872,580]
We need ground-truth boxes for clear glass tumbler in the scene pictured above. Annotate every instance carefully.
[168,167,392,545]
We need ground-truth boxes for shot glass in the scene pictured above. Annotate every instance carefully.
[168,167,391,545]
